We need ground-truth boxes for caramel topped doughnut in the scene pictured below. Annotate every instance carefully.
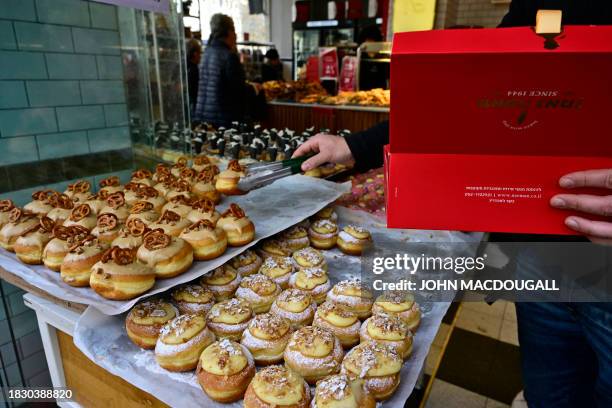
[61,235,108,287]
[98,176,123,195]
[100,192,129,222]
[228,249,262,277]
[244,365,311,408]
[206,298,253,341]
[0,199,15,228]
[127,200,159,225]
[179,219,227,260]
[91,213,121,244]
[326,279,373,319]
[24,190,54,216]
[372,292,421,332]
[148,210,192,237]
[64,180,92,203]
[192,168,221,203]
[283,326,343,384]
[137,229,193,279]
[217,204,255,246]
[90,247,156,300]
[111,218,149,249]
[191,155,212,172]
[42,225,90,271]
[187,198,221,224]
[130,168,154,187]
[161,194,193,218]
[84,193,107,215]
[155,314,215,372]
[63,204,96,230]
[13,216,55,264]
[215,160,245,195]
[270,289,316,330]
[0,208,39,252]
[235,274,281,314]
[313,301,360,349]
[46,193,74,225]
[341,341,402,401]
[196,339,256,402]
[200,265,241,301]
[166,179,193,202]
[288,267,331,305]
[171,284,215,315]
[126,299,178,349]
[240,312,291,365]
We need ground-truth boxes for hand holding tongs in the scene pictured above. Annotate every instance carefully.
[237,155,311,192]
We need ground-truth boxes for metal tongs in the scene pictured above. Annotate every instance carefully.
[237,155,311,192]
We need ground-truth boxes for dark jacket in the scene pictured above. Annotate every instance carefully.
[345,0,612,172]
[187,60,199,116]
[194,39,254,127]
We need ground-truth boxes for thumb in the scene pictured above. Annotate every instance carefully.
[301,153,327,172]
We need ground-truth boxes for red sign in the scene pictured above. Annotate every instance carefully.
[339,56,358,92]
[387,26,612,234]
[305,56,320,82]
[319,47,339,80]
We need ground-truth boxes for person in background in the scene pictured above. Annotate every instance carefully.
[294,2,612,407]
[261,48,284,82]
[186,39,202,117]
[194,13,261,127]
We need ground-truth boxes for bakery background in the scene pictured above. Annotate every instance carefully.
[0,1,524,408]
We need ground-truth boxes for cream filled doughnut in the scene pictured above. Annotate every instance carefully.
[337,225,372,256]
[292,247,327,271]
[326,280,373,319]
[206,298,254,341]
[200,265,241,301]
[171,284,215,315]
[313,300,361,349]
[243,365,311,408]
[125,299,179,349]
[280,225,310,252]
[270,288,316,330]
[240,312,291,365]
[228,249,262,277]
[360,314,413,359]
[235,274,281,314]
[288,267,331,305]
[372,292,421,332]
[259,256,294,289]
[308,219,339,250]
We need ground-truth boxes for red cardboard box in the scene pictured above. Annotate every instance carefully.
[386,26,612,234]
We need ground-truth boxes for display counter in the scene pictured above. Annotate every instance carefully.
[266,101,389,133]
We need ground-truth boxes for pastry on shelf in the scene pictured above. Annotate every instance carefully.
[283,325,343,384]
[91,213,122,244]
[311,206,338,223]
[0,200,16,228]
[161,195,193,218]
[60,235,108,287]
[90,247,156,300]
[337,225,372,255]
[63,204,97,230]
[326,280,374,319]
[187,198,221,225]
[240,312,291,365]
[258,256,294,289]
[99,192,130,222]
[147,210,191,237]
[215,160,246,195]
[191,155,213,173]
[98,176,123,196]
[130,168,155,187]
[123,182,148,206]
[360,313,413,359]
[341,341,402,401]
[111,218,149,249]
[178,167,198,185]
[200,265,242,301]
[171,284,215,315]
[166,179,193,202]
[243,365,311,408]
[83,192,107,215]
[42,225,90,271]
[279,225,310,252]
[179,219,227,261]
[154,314,215,372]
[313,300,361,349]
[0,208,40,252]
[13,216,56,264]
[304,167,322,178]
[170,156,189,178]
[152,163,171,183]
[235,274,281,314]
[153,173,177,198]
[192,168,221,204]
[288,267,331,304]
[228,249,262,277]
[270,288,316,330]
[24,190,54,216]
[292,247,327,271]
[132,185,166,212]
[64,180,92,203]
[308,219,339,250]
[137,229,193,279]
[206,298,253,340]
[217,204,255,246]
[257,238,291,259]
[372,292,421,332]
[312,374,376,408]
[196,339,256,403]
[126,201,159,225]
[125,299,179,349]
[46,193,74,225]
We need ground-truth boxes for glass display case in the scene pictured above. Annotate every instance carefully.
[293,26,355,80]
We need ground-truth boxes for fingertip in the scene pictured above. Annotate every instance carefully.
[565,216,579,230]
[559,177,575,188]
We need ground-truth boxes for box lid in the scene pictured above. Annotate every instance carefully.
[390,26,612,157]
